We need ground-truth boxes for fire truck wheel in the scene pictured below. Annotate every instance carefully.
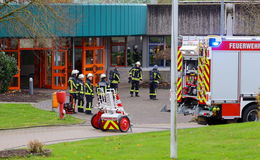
[242,105,259,122]
[118,116,130,132]
[91,114,100,129]
[98,119,108,131]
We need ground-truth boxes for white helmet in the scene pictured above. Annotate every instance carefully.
[136,61,141,66]
[78,74,84,79]
[87,73,94,78]
[100,73,106,79]
[71,70,79,75]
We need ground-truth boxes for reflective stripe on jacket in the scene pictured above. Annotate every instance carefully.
[129,67,142,81]
[111,72,120,84]
[150,70,161,83]
[77,79,85,94]
[85,79,94,96]
[68,76,78,93]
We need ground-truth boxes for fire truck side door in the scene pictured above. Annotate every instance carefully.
[211,51,239,103]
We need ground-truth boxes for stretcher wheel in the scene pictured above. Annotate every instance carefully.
[118,116,130,132]
[98,119,108,131]
[91,114,100,129]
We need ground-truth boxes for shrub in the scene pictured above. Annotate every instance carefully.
[0,52,18,93]
[27,140,45,153]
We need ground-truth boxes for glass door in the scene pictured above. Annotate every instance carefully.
[52,50,67,90]
[42,51,52,88]
[94,48,105,84]
[82,48,105,85]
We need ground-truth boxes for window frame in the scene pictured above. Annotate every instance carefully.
[110,37,127,67]
[148,36,165,67]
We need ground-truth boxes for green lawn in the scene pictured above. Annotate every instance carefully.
[8,122,260,160]
[0,104,83,129]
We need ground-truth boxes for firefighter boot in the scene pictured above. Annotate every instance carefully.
[78,108,84,113]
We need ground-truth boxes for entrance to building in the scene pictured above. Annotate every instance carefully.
[82,48,105,85]
[74,38,105,85]
[20,50,52,89]
[20,50,67,89]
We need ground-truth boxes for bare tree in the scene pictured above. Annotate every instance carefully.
[0,0,74,38]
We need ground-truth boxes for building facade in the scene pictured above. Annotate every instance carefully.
[0,2,259,90]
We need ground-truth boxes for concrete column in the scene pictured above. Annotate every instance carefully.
[142,36,149,68]
[226,3,234,36]
[105,37,111,74]
[72,38,75,70]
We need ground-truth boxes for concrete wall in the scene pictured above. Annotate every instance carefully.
[147,4,221,36]
[234,4,260,35]
[147,3,260,36]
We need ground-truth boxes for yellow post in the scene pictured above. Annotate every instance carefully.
[52,92,59,108]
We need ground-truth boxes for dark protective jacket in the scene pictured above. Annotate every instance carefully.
[77,79,85,95]
[150,69,161,83]
[68,76,78,93]
[97,79,110,95]
[85,79,94,96]
[109,70,120,84]
[129,66,143,81]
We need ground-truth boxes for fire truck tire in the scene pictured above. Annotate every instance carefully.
[98,119,108,131]
[91,114,100,129]
[197,116,223,125]
[196,116,208,125]
[118,116,130,132]
[242,105,259,122]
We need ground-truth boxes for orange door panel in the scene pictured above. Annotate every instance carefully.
[82,48,105,85]
[6,51,20,90]
[52,50,68,90]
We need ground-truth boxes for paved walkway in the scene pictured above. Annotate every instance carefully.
[0,87,203,151]
[0,123,202,151]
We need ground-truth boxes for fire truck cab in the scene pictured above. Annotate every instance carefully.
[177,36,260,124]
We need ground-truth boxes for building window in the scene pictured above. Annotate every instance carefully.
[110,37,127,66]
[126,36,143,67]
[149,36,172,67]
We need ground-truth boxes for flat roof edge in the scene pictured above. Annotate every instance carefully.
[148,1,260,5]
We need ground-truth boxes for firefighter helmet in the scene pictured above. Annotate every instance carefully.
[100,73,106,79]
[78,74,84,79]
[136,61,141,66]
[87,73,94,78]
[153,65,158,70]
[71,70,79,75]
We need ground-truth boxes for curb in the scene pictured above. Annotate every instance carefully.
[0,121,87,131]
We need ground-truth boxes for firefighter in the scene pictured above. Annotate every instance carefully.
[85,73,94,115]
[77,74,85,112]
[97,73,110,102]
[68,69,79,107]
[149,65,161,100]
[109,67,120,92]
[129,61,143,97]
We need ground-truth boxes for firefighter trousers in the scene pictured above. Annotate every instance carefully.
[77,94,84,112]
[130,80,140,96]
[85,95,93,114]
[69,93,77,106]
[149,82,158,99]
[110,83,118,92]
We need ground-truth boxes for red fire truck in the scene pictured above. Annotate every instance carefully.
[177,36,260,124]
